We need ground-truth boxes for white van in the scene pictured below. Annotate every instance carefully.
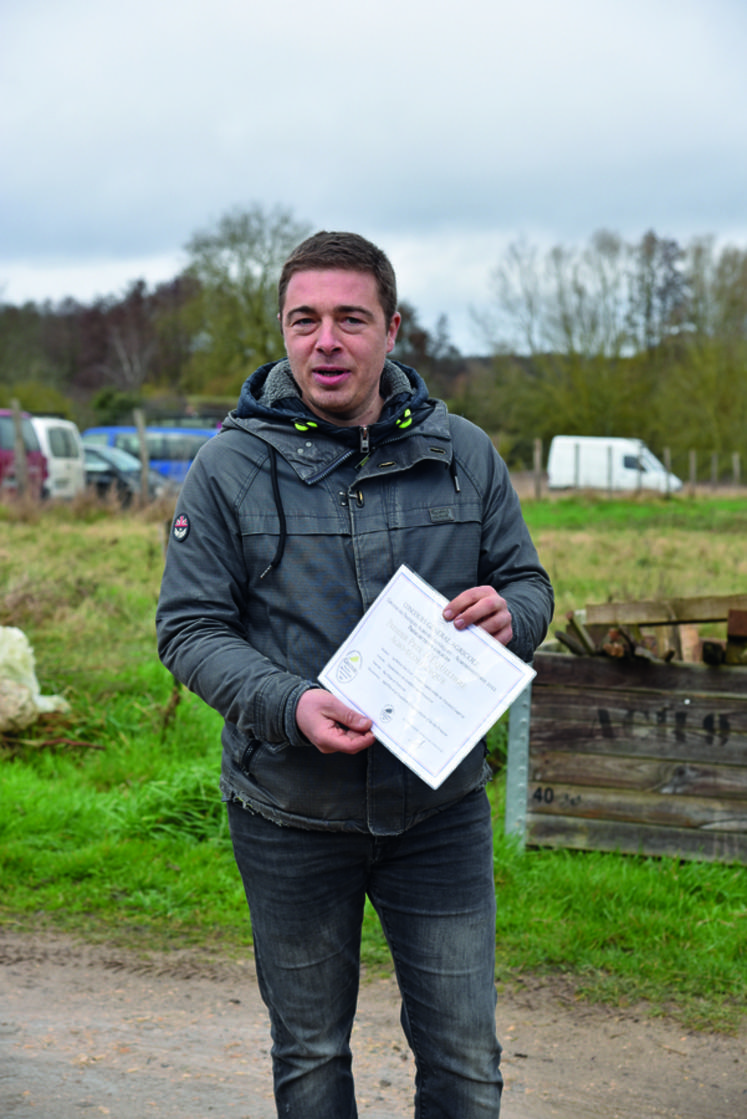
[547,435,682,493]
[30,416,87,499]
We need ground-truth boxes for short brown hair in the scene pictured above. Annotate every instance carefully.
[278,231,398,326]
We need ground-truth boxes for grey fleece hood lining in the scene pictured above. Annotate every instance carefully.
[257,358,414,410]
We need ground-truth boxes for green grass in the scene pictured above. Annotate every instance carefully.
[521,492,747,534]
[1,499,746,1031]
[520,493,747,623]
[489,778,747,1032]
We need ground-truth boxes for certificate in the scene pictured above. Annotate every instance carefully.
[318,565,535,789]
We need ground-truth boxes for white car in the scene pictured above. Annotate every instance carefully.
[30,416,87,500]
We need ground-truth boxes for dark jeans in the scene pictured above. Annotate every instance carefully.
[227,788,502,1118]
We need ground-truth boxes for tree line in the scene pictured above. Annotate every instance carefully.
[1,208,745,476]
[471,229,747,476]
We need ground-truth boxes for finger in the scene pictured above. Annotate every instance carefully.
[445,591,502,628]
[316,727,376,755]
[442,587,482,621]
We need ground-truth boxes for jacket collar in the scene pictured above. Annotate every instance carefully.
[231,358,434,452]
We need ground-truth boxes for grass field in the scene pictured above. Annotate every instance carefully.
[1,492,745,1031]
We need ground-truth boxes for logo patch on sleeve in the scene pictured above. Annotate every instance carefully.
[172,513,190,542]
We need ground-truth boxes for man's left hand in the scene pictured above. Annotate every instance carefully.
[442,586,513,645]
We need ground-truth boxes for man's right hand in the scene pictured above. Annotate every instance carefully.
[296,688,375,755]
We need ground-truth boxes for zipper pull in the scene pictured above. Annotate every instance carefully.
[359,425,370,454]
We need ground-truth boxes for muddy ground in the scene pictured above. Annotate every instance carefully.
[1,930,745,1119]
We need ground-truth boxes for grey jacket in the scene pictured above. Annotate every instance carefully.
[156,359,553,835]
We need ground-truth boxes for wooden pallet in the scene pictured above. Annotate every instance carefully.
[506,595,747,863]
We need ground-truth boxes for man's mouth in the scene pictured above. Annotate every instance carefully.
[313,367,350,385]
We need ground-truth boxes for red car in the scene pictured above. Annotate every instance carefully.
[0,409,48,500]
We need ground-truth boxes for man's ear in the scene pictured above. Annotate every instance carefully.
[386,311,402,353]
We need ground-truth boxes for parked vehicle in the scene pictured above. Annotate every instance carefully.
[0,409,47,499]
[81,425,218,483]
[30,416,86,500]
[547,435,682,493]
[83,444,176,505]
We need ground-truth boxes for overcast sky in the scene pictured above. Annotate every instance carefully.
[2,0,746,352]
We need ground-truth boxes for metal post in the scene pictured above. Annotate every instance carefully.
[504,684,531,847]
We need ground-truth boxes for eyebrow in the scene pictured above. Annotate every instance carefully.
[285,303,376,321]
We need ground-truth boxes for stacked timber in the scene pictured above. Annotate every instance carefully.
[554,594,747,666]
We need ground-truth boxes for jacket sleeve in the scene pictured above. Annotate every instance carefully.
[155,441,314,746]
[452,416,554,662]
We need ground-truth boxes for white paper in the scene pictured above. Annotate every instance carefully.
[318,565,535,789]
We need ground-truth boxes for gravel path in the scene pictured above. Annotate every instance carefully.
[1,932,745,1118]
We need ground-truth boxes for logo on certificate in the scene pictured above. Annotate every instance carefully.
[336,651,362,683]
[380,704,395,723]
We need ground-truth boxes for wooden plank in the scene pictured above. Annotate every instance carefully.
[525,814,747,863]
[519,651,747,864]
[728,609,747,639]
[529,691,747,765]
[529,724,747,767]
[530,751,747,798]
[525,782,747,831]
[584,593,747,626]
[530,689,747,734]
[532,651,747,696]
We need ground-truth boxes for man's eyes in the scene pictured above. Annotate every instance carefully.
[288,315,366,329]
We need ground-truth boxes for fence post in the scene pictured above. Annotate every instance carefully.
[133,408,149,506]
[664,447,672,496]
[711,451,719,490]
[11,398,29,498]
[689,449,697,495]
[533,437,542,500]
[733,452,741,488]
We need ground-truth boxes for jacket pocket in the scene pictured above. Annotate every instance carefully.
[239,738,262,778]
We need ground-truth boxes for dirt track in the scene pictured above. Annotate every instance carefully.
[1,931,745,1119]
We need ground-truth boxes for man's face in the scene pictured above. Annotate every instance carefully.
[280,269,401,428]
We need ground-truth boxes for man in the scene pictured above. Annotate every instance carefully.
[156,231,553,1118]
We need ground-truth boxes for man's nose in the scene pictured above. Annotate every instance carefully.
[316,318,341,351]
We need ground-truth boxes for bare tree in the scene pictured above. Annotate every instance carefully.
[181,204,311,394]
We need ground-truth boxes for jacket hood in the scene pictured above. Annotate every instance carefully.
[232,358,434,450]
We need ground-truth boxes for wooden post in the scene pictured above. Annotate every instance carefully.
[533,437,542,500]
[689,449,697,495]
[711,451,719,490]
[663,447,672,496]
[10,398,29,498]
[733,452,741,488]
[133,408,149,506]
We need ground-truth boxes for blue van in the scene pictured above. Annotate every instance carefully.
[82,425,219,484]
